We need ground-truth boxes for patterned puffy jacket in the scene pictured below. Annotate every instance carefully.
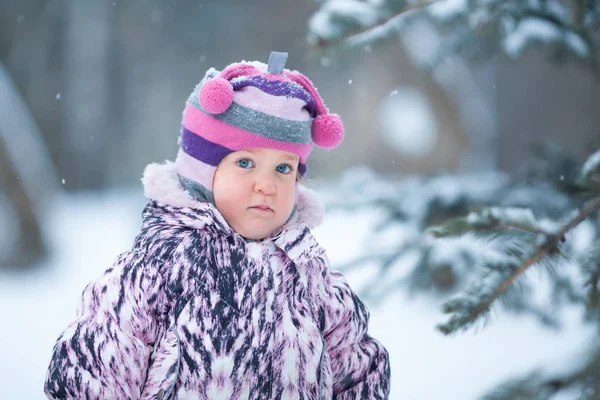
[44,161,390,400]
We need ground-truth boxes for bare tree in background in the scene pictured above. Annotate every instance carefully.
[0,61,59,267]
[62,1,117,189]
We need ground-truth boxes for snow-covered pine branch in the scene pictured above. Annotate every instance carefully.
[308,0,600,71]
[427,207,561,238]
[308,0,439,49]
[429,148,600,334]
[326,148,600,314]
[434,237,568,334]
[578,148,600,191]
[435,194,600,334]
[322,147,600,396]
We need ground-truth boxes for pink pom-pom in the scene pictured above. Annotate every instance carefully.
[312,114,344,149]
[199,77,233,114]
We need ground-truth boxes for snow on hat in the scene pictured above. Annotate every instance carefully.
[176,51,344,203]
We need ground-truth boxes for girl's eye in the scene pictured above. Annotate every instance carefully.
[236,159,254,169]
[276,164,292,174]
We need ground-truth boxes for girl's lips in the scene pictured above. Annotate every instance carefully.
[251,205,273,212]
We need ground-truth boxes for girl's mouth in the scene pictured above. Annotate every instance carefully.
[251,205,273,212]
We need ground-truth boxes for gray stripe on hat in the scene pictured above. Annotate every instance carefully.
[189,93,312,144]
[177,174,215,205]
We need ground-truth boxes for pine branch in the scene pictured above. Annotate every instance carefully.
[330,169,584,301]
[581,240,600,315]
[427,207,554,238]
[309,0,600,72]
[309,0,444,48]
[578,148,600,191]
[516,8,598,62]
[437,195,600,335]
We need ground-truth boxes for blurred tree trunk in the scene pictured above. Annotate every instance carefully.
[62,1,115,189]
[0,61,59,268]
[1,1,66,185]
[0,136,44,267]
[0,2,65,268]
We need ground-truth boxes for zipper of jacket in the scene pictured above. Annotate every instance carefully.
[318,339,326,400]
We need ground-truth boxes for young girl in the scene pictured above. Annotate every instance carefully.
[44,52,390,400]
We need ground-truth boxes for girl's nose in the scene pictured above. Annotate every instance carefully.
[254,174,276,196]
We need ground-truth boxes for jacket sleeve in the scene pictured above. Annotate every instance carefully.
[320,257,391,399]
[44,250,165,400]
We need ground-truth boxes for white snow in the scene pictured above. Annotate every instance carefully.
[581,148,600,181]
[0,188,146,398]
[378,87,438,157]
[564,31,589,58]
[0,186,595,399]
[465,207,562,235]
[308,0,382,41]
[503,18,561,58]
[427,0,468,21]
[501,8,588,59]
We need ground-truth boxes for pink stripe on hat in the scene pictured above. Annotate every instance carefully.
[220,63,262,80]
[182,104,313,163]
[233,86,311,121]
[175,148,217,190]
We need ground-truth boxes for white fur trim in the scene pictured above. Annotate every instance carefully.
[142,161,200,209]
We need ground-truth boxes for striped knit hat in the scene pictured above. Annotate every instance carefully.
[176,51,344,203]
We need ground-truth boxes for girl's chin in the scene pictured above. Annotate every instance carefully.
[235,224,278,241]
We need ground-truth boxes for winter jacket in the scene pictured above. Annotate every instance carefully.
[44,161,390,400]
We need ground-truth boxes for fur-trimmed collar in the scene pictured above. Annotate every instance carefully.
[141,161,325,230]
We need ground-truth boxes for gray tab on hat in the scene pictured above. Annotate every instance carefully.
[268,51,288,74]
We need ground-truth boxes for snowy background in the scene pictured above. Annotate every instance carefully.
[2,1,600,399]
[0,185,596,399]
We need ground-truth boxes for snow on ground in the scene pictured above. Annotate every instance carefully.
[0,187,596,399]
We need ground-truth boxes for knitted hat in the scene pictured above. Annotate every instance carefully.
[176,51,344,203]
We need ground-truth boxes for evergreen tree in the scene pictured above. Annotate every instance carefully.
[308,0,600,397]
[308,0,600,72]
[430,150,600,397]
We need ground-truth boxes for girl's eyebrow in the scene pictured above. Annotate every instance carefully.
[240,149,298,162]
[281,154,299,162]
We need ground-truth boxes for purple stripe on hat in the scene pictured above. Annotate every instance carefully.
[176,149,217,189]
[181,127,232,166]
[298,163,307,176]
[182,127,308,175]
[231,76,316,117]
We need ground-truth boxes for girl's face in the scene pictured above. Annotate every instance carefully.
[213,148,299,240]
